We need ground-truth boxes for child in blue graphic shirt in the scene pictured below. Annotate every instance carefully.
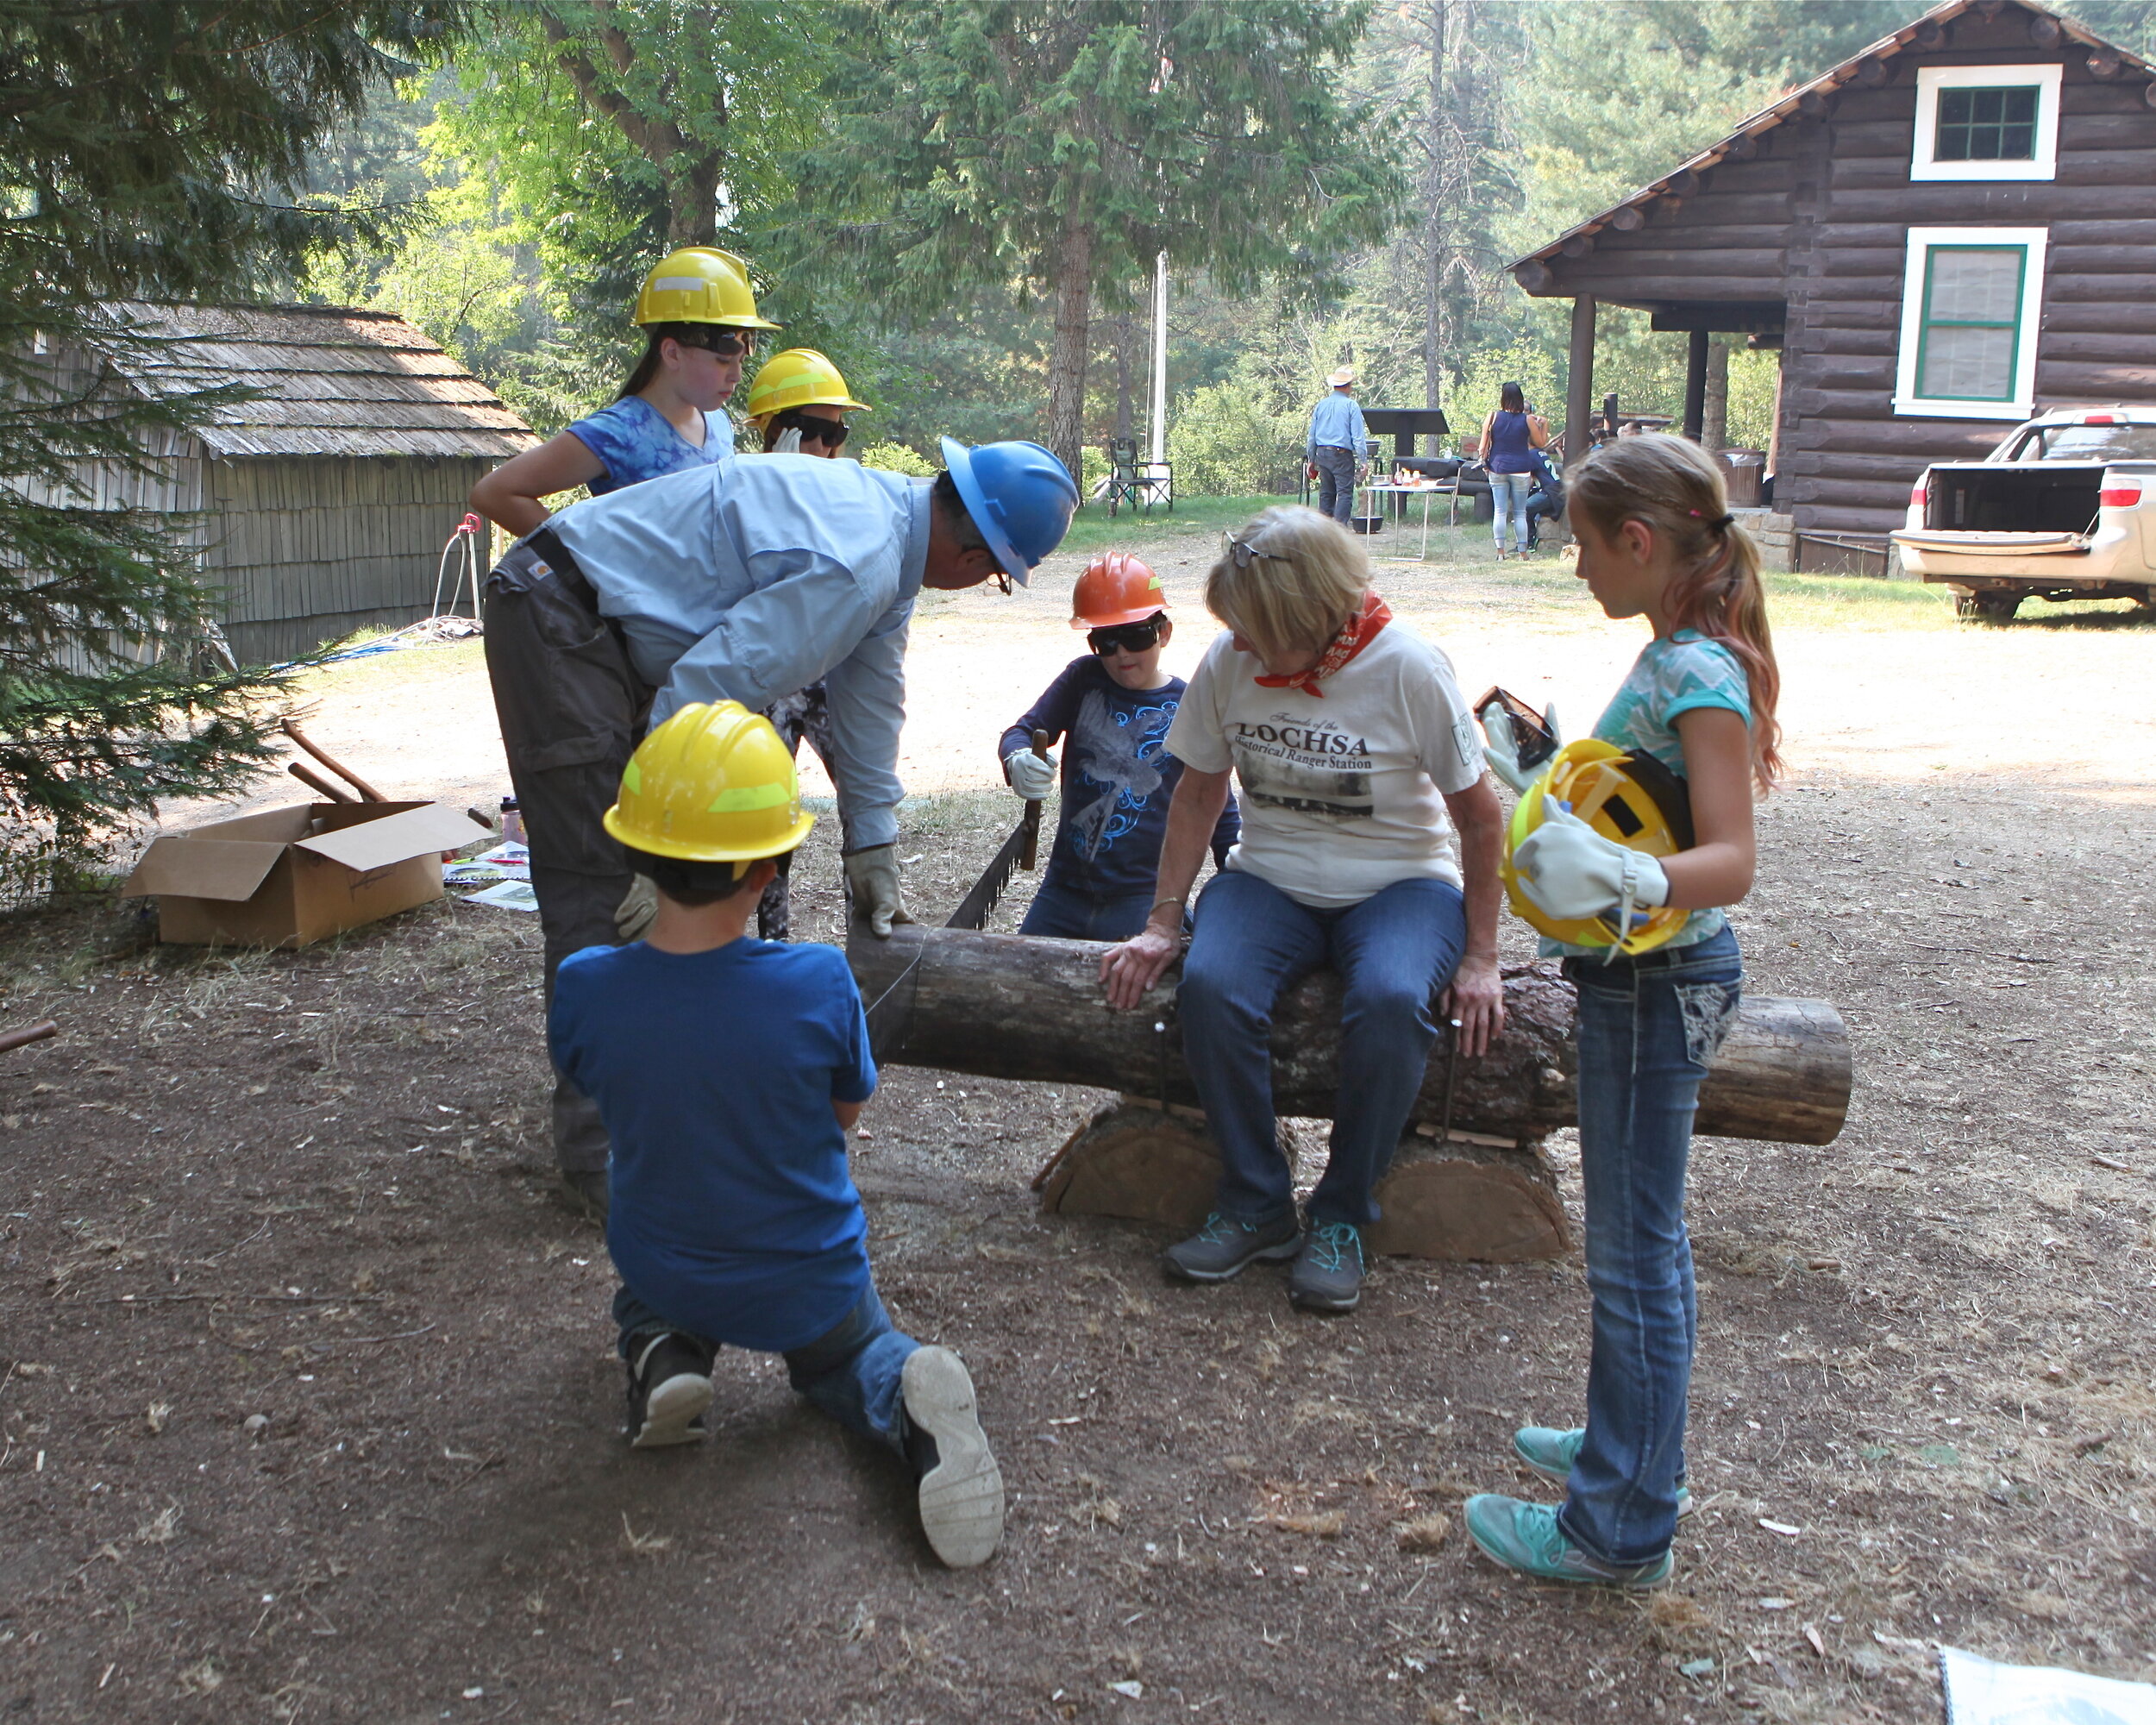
[550,700,1005,1569]
[999,554,1239,941]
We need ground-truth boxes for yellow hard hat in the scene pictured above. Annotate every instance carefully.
[744,348,870,420]
[633,248,781,330]
[1501,739,1691,955]
[601,702,814,862]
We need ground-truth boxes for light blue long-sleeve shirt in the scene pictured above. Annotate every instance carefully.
[544,454,928,851]
[1307,389,1369,460]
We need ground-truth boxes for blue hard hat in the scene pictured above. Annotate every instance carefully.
[939,437,1078,587]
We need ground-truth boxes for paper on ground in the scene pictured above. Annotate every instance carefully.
[461,880,540,913]
[1940,1647,2156,1725]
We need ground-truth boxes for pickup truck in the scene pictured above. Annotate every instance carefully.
[1890,408,2156,620]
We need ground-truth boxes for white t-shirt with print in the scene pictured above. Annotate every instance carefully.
[1165,622,1484,909]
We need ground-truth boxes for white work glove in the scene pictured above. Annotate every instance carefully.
[1513,803,1669,923]
[772,426,803,455]
[1478,699,1562,794]
[843,844,914,939]
[1004,748,1057,800]
[615,873,658,943]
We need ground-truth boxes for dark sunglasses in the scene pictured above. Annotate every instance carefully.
[674,329,753,360]
[774,411,849,448]
[1087,616,1165,656]
[1220,530,1284,568]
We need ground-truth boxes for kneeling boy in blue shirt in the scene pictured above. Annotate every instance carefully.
[550,700,1004,1568]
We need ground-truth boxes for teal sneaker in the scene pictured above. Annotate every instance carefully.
[1463,1493,1672,1589]
[1512,1426,1695,1518]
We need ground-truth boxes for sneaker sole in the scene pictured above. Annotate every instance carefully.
[1161,1236,1302,1284]
[631,1371,712,1449]
[1288,1281,1361,1314]
[1511,1439,1695,1518]
[903,1347,1004,1569]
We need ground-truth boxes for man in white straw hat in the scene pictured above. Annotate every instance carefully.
[1306,366,1369,528]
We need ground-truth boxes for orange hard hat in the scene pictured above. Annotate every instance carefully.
[1069,552,1167,629]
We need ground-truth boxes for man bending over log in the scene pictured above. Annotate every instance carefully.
[1099,505,1506,1314]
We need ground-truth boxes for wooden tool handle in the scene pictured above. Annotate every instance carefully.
[0,1020,57,1056]
[1018,729,1050,872]
[288,761,357,803]
[282,719,385,802]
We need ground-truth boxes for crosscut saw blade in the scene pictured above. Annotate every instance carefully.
[860,817,1031,1062]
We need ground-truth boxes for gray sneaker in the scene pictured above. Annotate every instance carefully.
[1162,1211,1302,1283]
[558,1168,610,1223]
[902,1346,1004,1569]
[1288,1220,1365,1314]
[1513,1426,1694,1518]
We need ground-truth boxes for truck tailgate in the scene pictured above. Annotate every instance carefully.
[1890,528,2089,555]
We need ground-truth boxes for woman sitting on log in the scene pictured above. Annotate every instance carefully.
[1098,505,1506,1314]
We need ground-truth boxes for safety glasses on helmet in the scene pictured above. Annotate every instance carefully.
[1087,616,1164,656]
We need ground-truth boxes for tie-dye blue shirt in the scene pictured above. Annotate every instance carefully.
[1547,628,1752,956]
[564,395,735,494]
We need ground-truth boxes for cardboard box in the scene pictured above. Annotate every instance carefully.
[122,800,481,948]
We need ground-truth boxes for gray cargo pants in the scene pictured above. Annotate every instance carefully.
[482,531,654,1177]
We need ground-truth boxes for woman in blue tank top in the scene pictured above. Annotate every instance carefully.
[1479,381,1551,561]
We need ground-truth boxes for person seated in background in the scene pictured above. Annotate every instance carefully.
[1525,445,1566,552]
[999,553,1239,941]
[1096,507,1506,1316]
[551,701,1005,1569]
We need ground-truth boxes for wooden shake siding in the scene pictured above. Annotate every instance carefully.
[204,457,495,663]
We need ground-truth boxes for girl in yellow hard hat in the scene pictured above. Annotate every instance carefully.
[743,348,870,457]
[470,247,780,538]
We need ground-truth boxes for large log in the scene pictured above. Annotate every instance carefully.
[849,925,1851,1146]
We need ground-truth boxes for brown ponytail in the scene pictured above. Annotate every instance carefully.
[1569,434,1783,792]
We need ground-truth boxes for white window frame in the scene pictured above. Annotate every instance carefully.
[1894,227,2048,420]
[1910,63,2062,181]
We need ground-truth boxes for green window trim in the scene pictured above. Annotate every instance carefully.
[1912,243,2028,405]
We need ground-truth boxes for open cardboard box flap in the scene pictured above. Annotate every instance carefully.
[292,802,479,872]
[122,835,289,904]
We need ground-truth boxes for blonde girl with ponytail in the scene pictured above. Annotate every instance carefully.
[1463,433,1782,1590]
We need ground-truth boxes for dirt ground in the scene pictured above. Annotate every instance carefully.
[3,530,2154,1723]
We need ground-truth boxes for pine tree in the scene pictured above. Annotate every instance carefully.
[798,0,1405,482]
[0,1,461,889]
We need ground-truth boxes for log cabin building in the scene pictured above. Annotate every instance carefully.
[1510,0,2156,553]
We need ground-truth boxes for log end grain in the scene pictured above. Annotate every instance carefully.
[1367,1151,1570,1263]
[1038,1102,1222,1230]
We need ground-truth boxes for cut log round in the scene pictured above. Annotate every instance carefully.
[1037,1101,1570,1262]
[849,925,1852,1145]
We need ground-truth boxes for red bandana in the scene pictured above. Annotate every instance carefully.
[1253,590,1393,698]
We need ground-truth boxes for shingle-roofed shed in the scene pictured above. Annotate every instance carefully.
[47,302,538,661]
[1507,0,2156,544]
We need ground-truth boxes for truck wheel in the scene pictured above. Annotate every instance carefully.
[1954,591,2021,622]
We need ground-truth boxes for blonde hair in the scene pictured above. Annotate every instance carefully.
[1568,434,1783,792]
[1203,505,1368,663]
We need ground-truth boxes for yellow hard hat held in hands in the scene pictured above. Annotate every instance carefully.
[1501,739,1689,957]
[602,702,814,862]
[634,248,781,330]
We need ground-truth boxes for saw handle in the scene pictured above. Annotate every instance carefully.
[1018,729,1051,872]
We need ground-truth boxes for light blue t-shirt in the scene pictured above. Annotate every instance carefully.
[1547,629,1752,957]
[543,456,929,850]
[551,938,877,1353]
[565,396,735,494]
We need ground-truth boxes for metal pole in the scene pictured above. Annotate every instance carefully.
[1148,252,1169,467]
[1683,328,1709,442]
[1564,296,1595,467]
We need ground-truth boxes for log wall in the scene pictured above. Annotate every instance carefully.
[1519,6,2156,537]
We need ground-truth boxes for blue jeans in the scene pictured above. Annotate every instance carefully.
[1178,870,1467,1229]
[1489,471,1534,552]
[1557,926,1742,1567]
[1019,880,1156,942]
[1312,446,1357,526]
[615,1281,919,1453]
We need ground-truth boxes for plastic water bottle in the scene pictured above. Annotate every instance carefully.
[499,796,525,846]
